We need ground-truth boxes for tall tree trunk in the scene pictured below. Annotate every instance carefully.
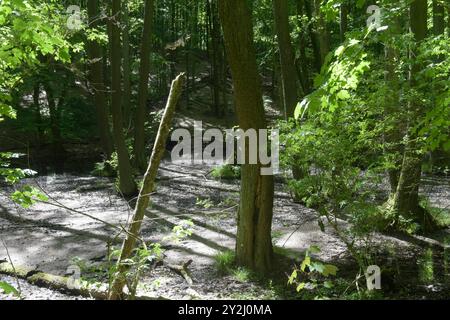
[295,0,312,95]
[314,0,330,67]
[208,0,222,116]
[134,0,155,172]
[44,83,64,155]
[304,0,322,72]
[391,0,433,228]
[33,83,43,148]
[273,0,300,118]
[122,1,132,130]
[339,2,348,42]
[432,0,445,36]
[87,0,113,158]
[110,0,137,196]
[383,19,403,195]
[448,5,450,37]
[218,0,275,274]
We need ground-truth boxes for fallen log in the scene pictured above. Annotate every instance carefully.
[0,262,168,300]
[0,262,35,278]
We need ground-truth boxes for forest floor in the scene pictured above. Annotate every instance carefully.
[1,69,449,300]
[1,154,449,300]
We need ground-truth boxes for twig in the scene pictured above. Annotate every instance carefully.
[0,237,22,297]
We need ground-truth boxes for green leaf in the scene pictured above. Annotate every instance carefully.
[301,256,311,272]
[356,0,366,9]
[294,102,302,120]
[0,281,19,296]
[310,261,324,273]
[288,269,297,285]
[337,90,351,101]
[323,264,338,277]
[296,282,306,292]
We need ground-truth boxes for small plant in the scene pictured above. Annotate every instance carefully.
[165,219,194,243]
[210,164,241,180]
[196,197,214,209]
[232,267,251,283]
[418,248,434,284]
[91,161,116,177]
[0,281,20,298]
[218,196,238,208]
[288,246,338,298]
[11,185,48,208]
[109,242,164,299]
[214,250,235,275]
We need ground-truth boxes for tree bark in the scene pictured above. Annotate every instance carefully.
[33,83,43,148]
[295,0,312,95]
[432,0,445,36]
[339,3,348,42]
[110,0,137,196]
[304,0,322,72]
[108,73,185,300]
[273,0,300,118]
[383,19,403,195]
[87,0,114,158]
[122,1,132,130]
[134,0,155,172]
[44,82,64,155]
[314,0,330,67]
[391,0,431,227]
[218,0,275,274]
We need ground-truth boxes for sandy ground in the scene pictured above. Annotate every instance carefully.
[1,161,449,299]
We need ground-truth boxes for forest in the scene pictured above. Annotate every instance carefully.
[0,0,449,301]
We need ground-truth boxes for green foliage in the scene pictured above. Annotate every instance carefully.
[11,185,48,208]
[195,197,214,209]
[0,281,19,297]
[288,246,338,299]
[109,242,164,298]
[418,248,434,284]
[420,198,450,228]
[232,267,252,283]
[0,153,36,184]
[211,164,241,180]
[214,250,236,275]
[166,220,194,243]
[91,161,116,178]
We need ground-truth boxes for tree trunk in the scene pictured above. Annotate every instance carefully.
[134,0,155,172]
[391,0,432,228]
[432,0,445,36]
[122,1,132,130]
[304,0,322,72]
[110,0,137,196]
[314,0,330,67]
[33,83,43,148]
[87,0,114,158]
[208,0,222,116]
[44,83,64,155]
[108,73,185,300]
[339,3,348,42]
[218,0,275,274]
[273,0,300,118]
[383,19,403,195]
[295,0,312,95]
